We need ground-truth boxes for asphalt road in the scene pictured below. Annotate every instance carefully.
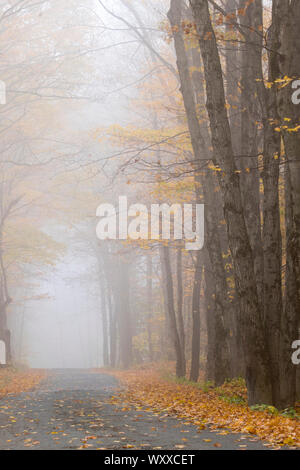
[0,369,268,450]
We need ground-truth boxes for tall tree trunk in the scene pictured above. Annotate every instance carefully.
[168,0,232,385]
[272,0,300,406]
[204,181,232,384]
[176,246,185,355]
[189,0,272,405]
[238,0,283,407]
[190,251,203,382]
[107,283,116,368]
[261,117,282,407]
[238,0,264,306]
[100,287,109,367]
[204,252,216,382]
[0,255,12,365]
[160,246,186,377]
[281,164,298,406]
[146,254,154,361]
[0,307,12,365]
[275,1,300,305]
[225,0,240,155]
[114,256,132,369]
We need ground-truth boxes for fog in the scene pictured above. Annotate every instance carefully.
[1,0,299,414]
[0,0,169,369]
[11,253,102,369]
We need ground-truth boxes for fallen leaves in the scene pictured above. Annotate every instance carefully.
[105,367,300,449]
[0,367,46,398]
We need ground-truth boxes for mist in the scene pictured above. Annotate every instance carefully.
[0,0,299,428]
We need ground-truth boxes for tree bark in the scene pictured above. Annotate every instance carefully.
[114,255,132,369]
[189,0,272,405]
[204,252,216,382]
[168,0,231,385]
[160,245,186,377]
[272,0,300,406]
[238,0,264,306]
[107,284,117,368]
[146,254,154,362]
[190,251,203,382]
[100,286,109,367]
[176,246,185,355]
[281,164,298,406]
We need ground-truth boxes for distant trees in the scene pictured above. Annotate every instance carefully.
[0,0,104,365]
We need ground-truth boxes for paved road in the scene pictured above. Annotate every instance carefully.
[0,369,267,450]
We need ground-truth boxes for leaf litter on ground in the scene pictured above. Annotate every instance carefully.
[98,365,300,449]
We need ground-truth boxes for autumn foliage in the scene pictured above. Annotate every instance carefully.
[105,366,300,449]
[0,368,46,398]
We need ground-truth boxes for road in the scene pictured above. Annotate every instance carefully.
[0,369,267,450]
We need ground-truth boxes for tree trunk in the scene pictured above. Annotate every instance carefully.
[238,0,284,407]
[225,0,240,155]
[168,0,231,385]
[146,254,154,362]
[204,252,216,382]
[190,251,203,382]
[0,317,11,366]
[160,245,186,377]
[114,256,132,369]
[176,246,185,355]
[281,164,298,406]
[100,287,109,367]
[238,0,264,306]
[272,0,300,407]
[107,284,117,368]
[189,0,272,405]
[262,116,282,407]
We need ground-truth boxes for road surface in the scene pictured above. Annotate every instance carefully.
[0,369,268,450]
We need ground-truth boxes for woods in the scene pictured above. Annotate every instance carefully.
[94,0,300,410]
[0,0,299,427]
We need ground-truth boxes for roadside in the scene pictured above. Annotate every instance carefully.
[99,364,300,449]
[0,366,46,399]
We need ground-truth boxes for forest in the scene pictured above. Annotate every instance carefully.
[0,0,299,452]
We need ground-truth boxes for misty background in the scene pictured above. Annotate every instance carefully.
[1,0,168,368]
